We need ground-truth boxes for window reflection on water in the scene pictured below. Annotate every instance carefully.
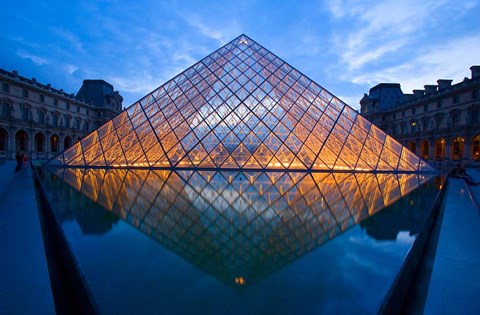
[40,168,437,288]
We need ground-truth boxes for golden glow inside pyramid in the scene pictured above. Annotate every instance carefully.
[45,34,434,172]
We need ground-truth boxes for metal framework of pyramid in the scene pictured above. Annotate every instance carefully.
[46,34,434,172]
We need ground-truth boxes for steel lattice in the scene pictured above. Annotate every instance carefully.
[45,35,434,172]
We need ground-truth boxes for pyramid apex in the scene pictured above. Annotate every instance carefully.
[46,34,435,173]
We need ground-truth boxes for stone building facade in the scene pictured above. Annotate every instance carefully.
[0,69,123,160]
[360,65,480,168]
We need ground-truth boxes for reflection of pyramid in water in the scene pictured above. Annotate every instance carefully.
[44,167,434,288]
[46,34,434,172]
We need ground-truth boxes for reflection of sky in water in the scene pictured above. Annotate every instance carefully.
[38,168,441,314]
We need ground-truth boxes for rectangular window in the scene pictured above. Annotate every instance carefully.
[86,109,89,115]
[39,94,45,102]
[77,106,80,113]
[1,103,9,117]
[437,100,442,108]
[52,114,58,127]
[436,117,443,129]
[22,107,29,120]
[64,115,71,128]
[424,104,428,112]
[53,99,58,106]
[411,121,417,133]
[422,119,428,131]
[401,122,407,134]
[451,113,459,127]
[472,109,479,124]
[2,83,9,92]
[453,95,460,104]
[473,89,479,100]
[22,89,29,98]
[38,111,45,124]
[66,103,70,110]
[402,110,405,117]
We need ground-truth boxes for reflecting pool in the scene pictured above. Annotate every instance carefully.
[37,168,441,314]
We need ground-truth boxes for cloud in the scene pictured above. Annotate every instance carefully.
[321,0,480,110]
[107,72,159,95]
[337,95,363,110]
[327,0,455,70]
[349,35,480,93]
[188,19,225,43]
[65,64,79,74]
[49,27,85,52]
[180,12,241,46]
[17,50,48,65]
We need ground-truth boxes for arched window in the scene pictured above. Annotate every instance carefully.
[15,130,28,152]
[0,128,8,152]
[35,133,45,152]
[452,137,464,161]
[473,135,480,160]
[51,135,59,153]
[64,136,72,150]
[421,140,429,160]
[408,141,416,153]
[435,138,446,160]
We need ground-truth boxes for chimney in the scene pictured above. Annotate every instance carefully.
[424,85,437,95]
[471,65,480,79]
[437,79,452,90]
[413,89,425,97]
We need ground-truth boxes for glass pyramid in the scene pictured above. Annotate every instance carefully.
[42,167,435,287]
[45,34,434,172]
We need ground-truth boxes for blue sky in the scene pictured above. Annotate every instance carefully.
[1,0,479,110]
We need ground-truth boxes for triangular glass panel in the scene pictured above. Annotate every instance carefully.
[44,34,434,173]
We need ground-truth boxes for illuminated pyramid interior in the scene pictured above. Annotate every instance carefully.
[46,34,434,172]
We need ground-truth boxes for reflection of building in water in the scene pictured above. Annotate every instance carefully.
[43,168,434,288]
[359,180,441,240]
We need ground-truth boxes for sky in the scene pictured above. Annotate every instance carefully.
[1,0,479,110]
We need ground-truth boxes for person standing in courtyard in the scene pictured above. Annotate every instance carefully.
[15,151,23,172]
